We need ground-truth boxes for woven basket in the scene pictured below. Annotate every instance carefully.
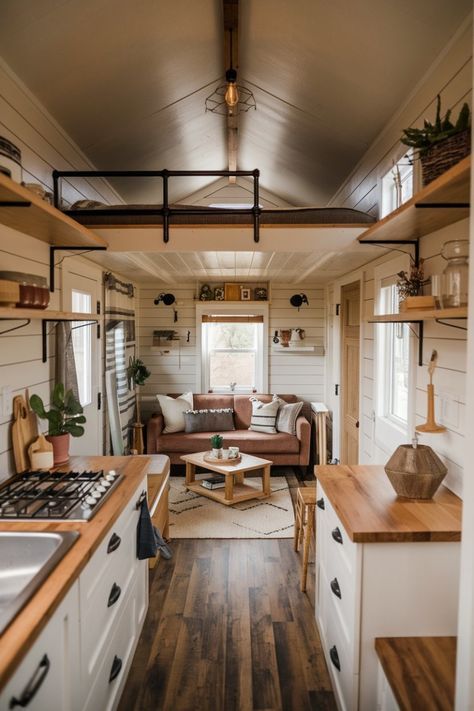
[421,129,471,186]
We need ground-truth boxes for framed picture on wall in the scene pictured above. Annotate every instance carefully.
[241,287,251,301]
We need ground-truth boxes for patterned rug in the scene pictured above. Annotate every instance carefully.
[169,475,294,539]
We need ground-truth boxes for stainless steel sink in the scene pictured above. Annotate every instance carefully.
[0,531,79,634]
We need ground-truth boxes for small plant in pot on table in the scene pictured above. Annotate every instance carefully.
[210,434,224,459]
[29,384,86,465]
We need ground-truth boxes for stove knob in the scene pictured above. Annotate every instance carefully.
[85,495,97,506]
[95,485,106,493]
[100,479,111,488]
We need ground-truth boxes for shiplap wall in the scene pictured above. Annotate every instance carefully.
[138,282,325,420]
[326,18,472,496]
[0,60,134,481]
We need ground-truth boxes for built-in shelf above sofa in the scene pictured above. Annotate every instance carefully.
[0,173,107,248]
[358,156,470,245]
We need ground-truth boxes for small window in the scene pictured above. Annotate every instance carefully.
[380,151,414,218]
[201,316,263,392]
[72,290,92,406]
[374,258,414,451]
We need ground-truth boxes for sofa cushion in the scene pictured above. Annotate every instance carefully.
[273,395,304,435]
[233,394,299,429]
[155,429,300,454]
[248,397,279,434]
[156,392,193,433]
[184,408,235,433]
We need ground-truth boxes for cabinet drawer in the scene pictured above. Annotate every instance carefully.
[321,490,357,574]
[321,567,358,711]
[0,583,80,711]
[323,542,360,647]
[80,478,147,598]
[84,579,138,711]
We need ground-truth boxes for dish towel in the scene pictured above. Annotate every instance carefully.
[136,497,172,560]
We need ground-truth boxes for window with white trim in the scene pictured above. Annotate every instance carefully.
[201,315,264,393]
[380,150,414,218]
[71,290,92,407]
[374,256,414,451]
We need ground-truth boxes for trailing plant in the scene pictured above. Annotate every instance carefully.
[396,259,429,299]
[401,95,470,156]
[210,433,223,449]
[127,356,151,425]
[30,384,86,437]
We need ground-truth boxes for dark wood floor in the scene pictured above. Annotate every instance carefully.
[118,476,336,711]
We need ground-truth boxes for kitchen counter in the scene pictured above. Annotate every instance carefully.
[0,455,153,690]
[315,464,462,542]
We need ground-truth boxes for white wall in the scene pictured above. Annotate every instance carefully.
[138,282,325,419]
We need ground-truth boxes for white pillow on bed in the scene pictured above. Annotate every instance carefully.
[156,392,193,433]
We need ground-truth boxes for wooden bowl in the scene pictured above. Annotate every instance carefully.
[203,451,242,465]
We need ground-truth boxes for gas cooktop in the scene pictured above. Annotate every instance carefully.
[0,469,123,521]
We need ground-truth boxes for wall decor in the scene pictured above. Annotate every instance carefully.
[416,350,446,433]
[241,287,251,301]
[290,293,309,310]
[214,286,225,301]
[199,284,213,301]
[254,287,267,301]
[224,283,241,301]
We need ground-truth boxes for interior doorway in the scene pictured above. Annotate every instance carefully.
[340,281,360,464]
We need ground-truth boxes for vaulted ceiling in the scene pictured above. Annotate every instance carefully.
[0,0,471,206]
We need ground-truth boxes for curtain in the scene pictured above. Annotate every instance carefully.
[55,322,79,399]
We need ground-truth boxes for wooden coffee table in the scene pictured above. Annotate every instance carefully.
[181,451,272,506]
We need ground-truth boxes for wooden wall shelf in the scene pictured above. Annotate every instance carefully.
[0,174,107,248]
[0,308,104,322]
[367,307,467,323]
[358,157,470,244]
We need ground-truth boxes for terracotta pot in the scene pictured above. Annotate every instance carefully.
[46,433,70,465]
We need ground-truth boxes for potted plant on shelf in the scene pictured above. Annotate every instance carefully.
[396,259,432,311]
[29,384,86,465]
[127,356,151,454]
[210,433,224,459]
[400,95,470,186]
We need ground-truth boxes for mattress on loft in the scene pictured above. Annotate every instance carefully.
[65,202,376,227]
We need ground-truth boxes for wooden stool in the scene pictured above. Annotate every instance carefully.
[293,486,316,592]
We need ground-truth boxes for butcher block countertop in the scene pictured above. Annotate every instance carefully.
[0,455,154,690]
[375,636,456,711]
[315,464,462,543]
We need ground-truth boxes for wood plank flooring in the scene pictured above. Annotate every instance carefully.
[118,476,336,711]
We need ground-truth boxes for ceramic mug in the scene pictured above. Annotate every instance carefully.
[228,446,239,459]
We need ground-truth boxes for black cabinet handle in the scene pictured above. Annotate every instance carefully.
[107,582,121,608]
[109,655,123,683]
[107,532,121,554]
[9,654,50,708]
[330,578,342,599]
[135,490,147,509]
[329,645,341,672]
[316,497,325,510]
[332,527,343,544]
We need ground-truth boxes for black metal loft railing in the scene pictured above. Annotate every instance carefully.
[52,169,261,243]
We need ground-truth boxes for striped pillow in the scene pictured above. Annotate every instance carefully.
[248,398,279,434]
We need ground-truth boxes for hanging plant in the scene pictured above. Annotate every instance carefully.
[127,356,151,425]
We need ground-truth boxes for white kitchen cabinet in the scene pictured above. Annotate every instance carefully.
[0,582,80,711]
[315,465,462,711]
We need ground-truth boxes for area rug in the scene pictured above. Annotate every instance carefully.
[168,476,294,539]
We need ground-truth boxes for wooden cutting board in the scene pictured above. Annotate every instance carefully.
[12,391,39,472]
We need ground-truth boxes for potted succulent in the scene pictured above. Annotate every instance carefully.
[29,384,86,464]
[210,433,224,459]
[401,95,470,185]
[127,356,151,454]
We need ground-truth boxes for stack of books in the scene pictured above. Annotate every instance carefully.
[201,475,225,490]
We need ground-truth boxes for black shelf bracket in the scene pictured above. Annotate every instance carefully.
[415,202,470,209]
[361,239,420,267]
[41,318,99,363]
[0,318,31,336]
[0,200,31,207]
[49,246,107,292]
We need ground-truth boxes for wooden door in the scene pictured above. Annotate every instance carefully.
[341,282,360,463]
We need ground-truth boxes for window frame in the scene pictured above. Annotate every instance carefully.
[195,302,269,393]
[379,148,414,219]
[374,255,416,453]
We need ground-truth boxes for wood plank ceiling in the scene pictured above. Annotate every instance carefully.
[0,0,470,205]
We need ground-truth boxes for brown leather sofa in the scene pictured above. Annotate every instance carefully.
[146,393,310,467]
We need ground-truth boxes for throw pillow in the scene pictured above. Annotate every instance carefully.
[273,395,304,435]
[248,397,279,434]
[156,392,193,433]
[184,409,235,433]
